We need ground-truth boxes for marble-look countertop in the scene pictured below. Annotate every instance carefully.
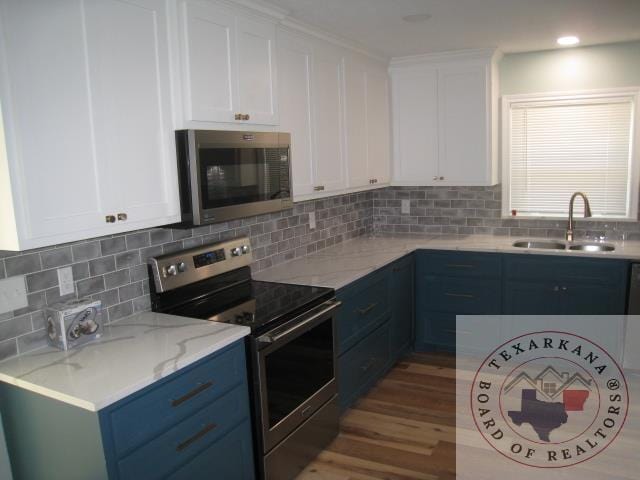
[254,234,640,290]
[0,312,249,411]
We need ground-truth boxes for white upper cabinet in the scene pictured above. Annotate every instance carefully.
[390,49,500,186]
[277,30,315,197]
[0,0,179,251]
[180,1,237,123]
[179,0,278,126]
[365,67,391,185]
[85,0,178,227]
[278,25,391,200]
[344,57,391,188]
[344,57,369,188]
[391,70,439,183]
[312,43,347,193]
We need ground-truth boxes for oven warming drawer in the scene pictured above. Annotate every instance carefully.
[263,395,339,480]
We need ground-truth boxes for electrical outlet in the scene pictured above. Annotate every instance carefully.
[57,266,75,296]
[401,199,410,214]
[0,276,28,314]
[308,211,316,230]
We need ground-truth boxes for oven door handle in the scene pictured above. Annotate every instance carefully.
[258,299,342,345]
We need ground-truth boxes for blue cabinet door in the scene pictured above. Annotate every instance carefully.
[503,281,563,314]
[503,254,628,315]
[390,255,414,360]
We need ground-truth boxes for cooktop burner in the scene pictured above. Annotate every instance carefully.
[165,280,334,334]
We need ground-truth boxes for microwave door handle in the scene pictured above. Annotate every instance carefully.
[258,300,342,345]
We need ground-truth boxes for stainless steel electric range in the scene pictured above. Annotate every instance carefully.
[148,237,341,480]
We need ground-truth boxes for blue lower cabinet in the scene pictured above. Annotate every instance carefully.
[503,254,628,315]
[338,321,390,411]
[114,386,251,480]
[0,340,255,480]
[167,419,254,480]
[415,251,629,351]
[389,255,414,360]
[415,251,502,351]
[336,256,415,413]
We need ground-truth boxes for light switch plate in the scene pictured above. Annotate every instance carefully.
[0,276,28,314]
[308,211,316,230]
[401,199,410,214]
[57,266,74,296]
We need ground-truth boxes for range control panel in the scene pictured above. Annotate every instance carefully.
[148,237,252,293]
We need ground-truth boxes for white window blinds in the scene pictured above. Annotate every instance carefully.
[506,93,636,218]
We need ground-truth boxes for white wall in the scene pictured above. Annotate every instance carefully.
[500,40,640,95]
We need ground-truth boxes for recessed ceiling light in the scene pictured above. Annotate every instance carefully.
[402,13,432,23]
[557,36,580,46]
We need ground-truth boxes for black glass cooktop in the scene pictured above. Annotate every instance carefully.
[162,279,334,335]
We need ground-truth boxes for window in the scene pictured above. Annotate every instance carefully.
[502,88,640,219]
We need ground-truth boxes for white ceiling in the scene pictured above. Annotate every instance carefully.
[264,0,640,58]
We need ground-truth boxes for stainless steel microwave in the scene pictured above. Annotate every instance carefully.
[175,130,292,226]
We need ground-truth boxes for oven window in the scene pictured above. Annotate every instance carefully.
[198,147,290,209]
[264,318,334,429]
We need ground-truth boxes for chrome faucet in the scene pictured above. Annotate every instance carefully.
[566,192,592,242]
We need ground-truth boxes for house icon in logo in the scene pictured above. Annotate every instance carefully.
[504,366,592,401]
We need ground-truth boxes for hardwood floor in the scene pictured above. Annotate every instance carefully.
[297,353,456,480]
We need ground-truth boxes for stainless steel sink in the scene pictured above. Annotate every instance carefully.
[567,243,615,252]
[512,240,566,250]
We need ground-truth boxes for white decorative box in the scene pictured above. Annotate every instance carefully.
[45,298,103,350]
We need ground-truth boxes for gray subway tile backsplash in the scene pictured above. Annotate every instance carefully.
[2,184,637,362]
[0,191,373,361]
[373,185,640,241]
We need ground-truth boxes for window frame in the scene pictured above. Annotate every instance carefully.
[501,87,640,220]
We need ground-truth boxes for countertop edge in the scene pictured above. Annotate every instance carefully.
[0,326,250,412]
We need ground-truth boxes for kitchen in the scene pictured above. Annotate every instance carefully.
[0,0,639,479]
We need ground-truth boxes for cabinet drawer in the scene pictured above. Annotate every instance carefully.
[108,341,246,458]
[421,276,501,314]
[339,322,390,411]
[418,251,501,278]
[167,419,254,480]
[336,269,390,354]
[117,385,250,480]
[504,254,628,285]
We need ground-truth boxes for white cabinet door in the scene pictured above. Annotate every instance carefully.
[278,31,315,197]
[344,58,369,188]
[85,0,178,228]
[437,64,488,184]
[0,0,105,245]
[180,0,238,123]
[236,16,278,125]
[312,45,346,193]
[366,67,391,185]
[391,70,439,184]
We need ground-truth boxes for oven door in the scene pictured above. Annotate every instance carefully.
[255,299,340,453]
[189,131,292,224]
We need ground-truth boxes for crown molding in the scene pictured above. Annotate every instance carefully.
[220,0,288,21]
[279,17,389,62]
[390,47,502,69]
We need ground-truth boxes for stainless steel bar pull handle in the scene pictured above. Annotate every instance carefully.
[314,186,325,191]
[105,215,116,223]
[171,381,214,407]
[176,423,217,452]
[356,303,377,315]
[259,300,342,344]
[117,213,127,221]
[444,292,475,299]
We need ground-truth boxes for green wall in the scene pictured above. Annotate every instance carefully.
[500,40,640,95]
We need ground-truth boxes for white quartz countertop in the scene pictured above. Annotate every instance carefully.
[253,234,640,290]
[0,312,250,412]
